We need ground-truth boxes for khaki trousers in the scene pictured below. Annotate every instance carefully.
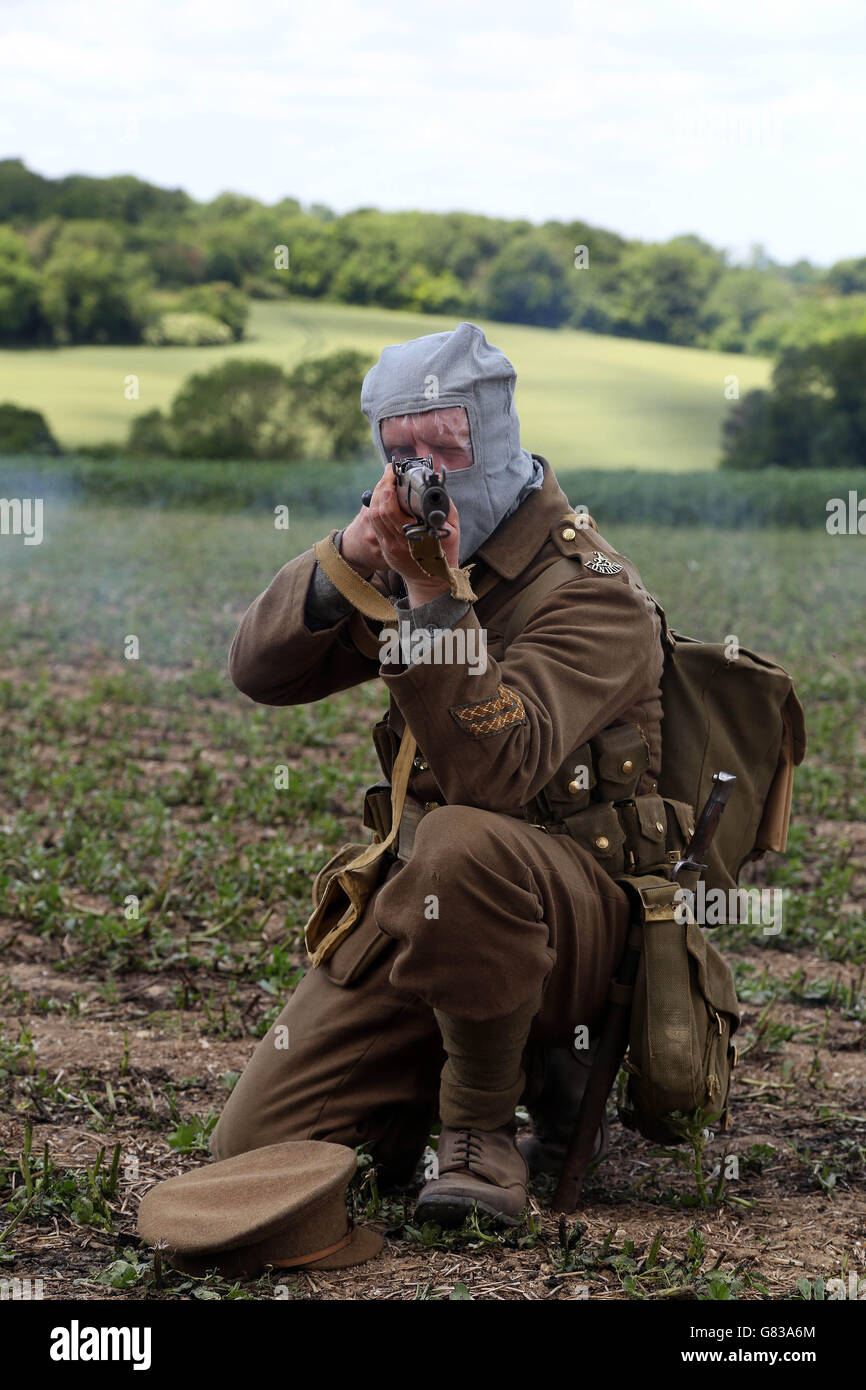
[210,805,630,1182]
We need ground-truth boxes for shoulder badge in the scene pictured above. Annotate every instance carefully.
[585,550,623,575]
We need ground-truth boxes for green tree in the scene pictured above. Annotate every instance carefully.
[168,359,302,460]
[400,264,467,315]
[39,221,151,344]
[52,173,190,222]
[0,227,44,341]
[285,349,374,458]
[483,233,573,327]
[721,336,866,469]
[611,239,723,345]
[700,269,795,351]
[826,257,866,296]
[0,158,53,220]
[747,294,866,355]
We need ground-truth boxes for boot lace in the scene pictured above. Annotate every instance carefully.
[451,1128,486,1168]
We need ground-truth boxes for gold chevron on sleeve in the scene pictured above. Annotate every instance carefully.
[449,683,527,738]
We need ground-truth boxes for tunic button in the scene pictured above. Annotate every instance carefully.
[413,756,428,771]
[424,801,440,813]
[655,820,665,834]
[595,835,610,851]
[621,759,634,773]
[567,778,584,795]
[562,526,576,541]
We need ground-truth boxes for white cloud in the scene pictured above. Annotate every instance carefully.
[1,0,864,261]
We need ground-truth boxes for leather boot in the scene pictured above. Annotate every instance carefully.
[518,1041,610,1177]
[414,1120,528,1228]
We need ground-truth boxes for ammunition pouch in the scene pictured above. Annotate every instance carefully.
[365,718,696,877]
[612,872,741,1145]
[522,723,696,879]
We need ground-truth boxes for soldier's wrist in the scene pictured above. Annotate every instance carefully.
[337,527,375,580]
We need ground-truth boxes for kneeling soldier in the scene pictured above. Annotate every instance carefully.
[211,321,666,1227]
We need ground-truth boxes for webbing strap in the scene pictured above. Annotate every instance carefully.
[314,531,398,624]
[501,555,583,650]
[314,528,478,616]
[403,529,478,602]
[307,724,417,967]
[317,531,503,662]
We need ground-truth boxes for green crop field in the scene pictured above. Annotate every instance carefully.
[0,299,771,470]
[0,497,863,1300]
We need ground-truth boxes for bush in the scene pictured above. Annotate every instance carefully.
[0,403,60,455]
[721,335,866,470]
[720,390,776,470]
[285,349,375,459]
[143,311,233,346]
[178,281,249,339]
[127,409,174,456]
[167,359,302,460]
[121,349,375,461]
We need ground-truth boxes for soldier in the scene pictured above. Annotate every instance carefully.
[211,321,666,1228]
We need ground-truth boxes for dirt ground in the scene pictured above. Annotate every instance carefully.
[2,927,863,1301]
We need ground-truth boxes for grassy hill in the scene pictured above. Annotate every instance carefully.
[0,300,771,471]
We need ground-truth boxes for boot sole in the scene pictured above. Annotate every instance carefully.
[413,1190,524,1230]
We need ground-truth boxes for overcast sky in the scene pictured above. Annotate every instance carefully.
[2,0,864,265]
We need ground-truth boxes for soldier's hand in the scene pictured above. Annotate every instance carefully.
[340,507,389,577]
[365,466,460,605]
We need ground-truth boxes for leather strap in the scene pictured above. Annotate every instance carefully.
[404,528,478,602]
[324,537,502,662]
[314,531,399,624]
[315,528,478,616]
[270,1229,355,1268]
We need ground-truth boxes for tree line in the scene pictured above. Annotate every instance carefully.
[2,159,865,354]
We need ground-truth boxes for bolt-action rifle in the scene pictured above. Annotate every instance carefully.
[361,455,451,538]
